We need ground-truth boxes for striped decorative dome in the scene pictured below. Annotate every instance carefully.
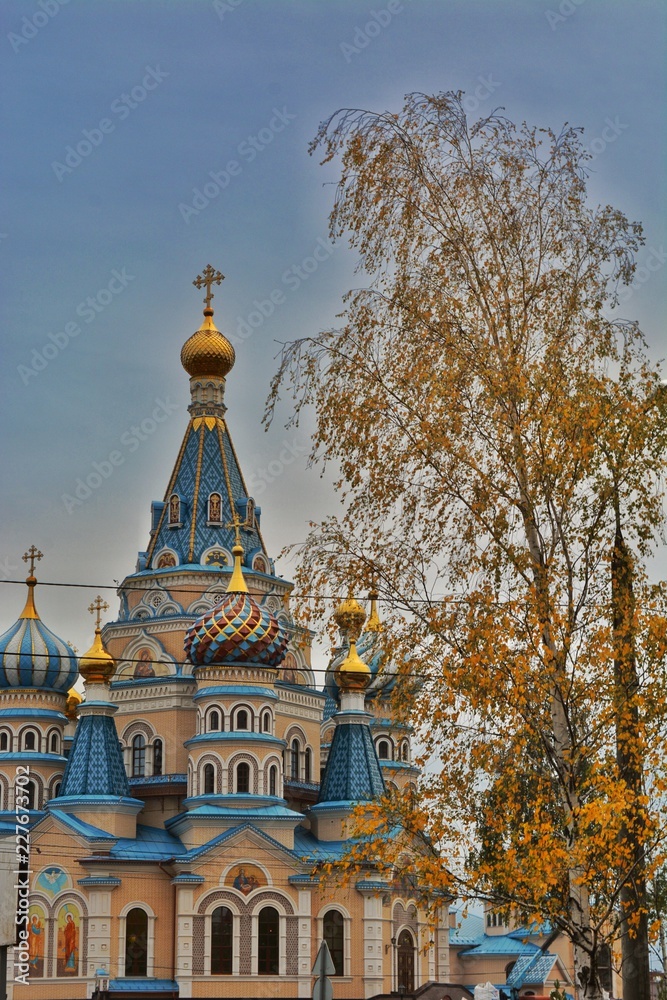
[185,591,288,667]
[0,578,78,692]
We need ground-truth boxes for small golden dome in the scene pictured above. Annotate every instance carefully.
[333,596,366,642]
[79,628,116,685]
[66,685,83,720]
[334,639,371,692]
[181,309,236,380]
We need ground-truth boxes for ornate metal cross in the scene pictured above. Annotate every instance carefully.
[22,545,43,575]
[193,264,225,310]
[88,595,110,628]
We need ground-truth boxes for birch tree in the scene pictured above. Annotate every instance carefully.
[265,93,667,1000]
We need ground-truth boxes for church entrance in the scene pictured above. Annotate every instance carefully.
[397,929,415,993]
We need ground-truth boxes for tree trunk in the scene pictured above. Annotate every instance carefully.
[612,522,651,1000]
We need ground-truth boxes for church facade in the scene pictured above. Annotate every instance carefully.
[0,268,445,1000]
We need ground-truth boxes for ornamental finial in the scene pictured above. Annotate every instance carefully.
[193,264,225,312]
[22,545,43,576]
[88,595,110,630]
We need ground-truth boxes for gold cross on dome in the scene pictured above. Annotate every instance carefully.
[22,545,43,575]
[88,595,110,629]
[193,264,225,310]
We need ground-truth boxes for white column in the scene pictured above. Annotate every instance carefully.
[175,886,195,999]
[84,890,114,981]
[362,894,384,999]
[436,906,450,981]
[297,889,312,998]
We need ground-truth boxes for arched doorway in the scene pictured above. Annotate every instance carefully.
[397,929,415,993]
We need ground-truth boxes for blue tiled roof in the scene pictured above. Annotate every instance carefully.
[47,810,117,841]
[318,717,385,803]
[170,802,303,825]
[59,711,130,797]
[449,910,485,946]
[109,980,178,993]
[111,824,186,859]
[506,953,557,987]
[193,685,279,701]
[184,732,285,747]
[459,934,541,957]
[0,708,67,720]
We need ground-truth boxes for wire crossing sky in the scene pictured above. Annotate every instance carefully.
[2,0,665,660]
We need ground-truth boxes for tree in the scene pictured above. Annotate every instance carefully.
[265,93,667,1000]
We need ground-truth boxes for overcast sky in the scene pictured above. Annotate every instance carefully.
[1,0,665,664]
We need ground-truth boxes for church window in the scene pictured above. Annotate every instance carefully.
[208,709,221,732]
[236,762,250,794]
[597,944,613,994]
[25,781,36,810]
[203,763,215,795]
[124,907,148,977]
[53,782,61,799]
[153,739,163,776]
[168,493,181,525]
[50,732,59,754]
[235,708,249,731]
[0,731,9,751]
[208,492,223,523]
[245,498,256,530]
[262,711,271,733]
[211,906,233,974]
[323,909,344,977]
[377,739,391,760]
[304,747,312,783]
[269,765,278,797]
[23,730,37,752]
[401,741,409,762]
[290,739,300,780]
[131,734,146,777]
[257,907,279,975]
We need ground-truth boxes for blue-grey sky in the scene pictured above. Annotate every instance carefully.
[1,0,665,660]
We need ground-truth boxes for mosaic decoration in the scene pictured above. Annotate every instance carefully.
[185,592,288,668]
[225,864,265,895]
[35,866,69,897]
[27,904,45,977]
[56,903,79,977]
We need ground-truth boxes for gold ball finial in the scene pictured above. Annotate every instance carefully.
[181,265,236,380]
[66,685,83,720]
[334,639,372,692]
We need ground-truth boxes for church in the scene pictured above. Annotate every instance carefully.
[0,267,573,1000]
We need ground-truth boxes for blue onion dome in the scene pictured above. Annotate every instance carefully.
[325,592,397,703]
[0,573,78,692]
[185,543,288,668]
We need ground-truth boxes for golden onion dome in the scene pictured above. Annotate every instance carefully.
[79,628,116,685]
[66,685,83,720]
[333,596,366,642]
[181,308,236,380]
[334,639,371,692]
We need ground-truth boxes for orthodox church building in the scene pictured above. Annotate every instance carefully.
[0,268,573,1000]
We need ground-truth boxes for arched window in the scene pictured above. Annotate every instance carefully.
[208,492,222,523]
[203,763,215,795]
[304,747,312,783]
[153,739,163,776]
[401,741,409,762]
[235,709,249,731]
[25,781,36,811]
[257,906,279,975]
[131,734,146,777]
[236,762,250,794]
[23,730,37,752]
[598,944,613,994]
[53,782,61,799]
[377,739,390,760]
[323,909,344,977]
[125,907,148,977]
[0,731,9,752]
[211,906,233,974]
[290,739,300,780]
[397,929,415,993]
[168,493,181,525]
[208,709,221,732]
[262,711,271,733]
[269,765,277,797]
[50,732,59,754]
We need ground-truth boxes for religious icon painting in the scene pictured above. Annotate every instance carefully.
[35,866,69,897]
[226,863,265,895]
[134,648,156,678]
[56,903,79,977]
[27,904,46,977]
